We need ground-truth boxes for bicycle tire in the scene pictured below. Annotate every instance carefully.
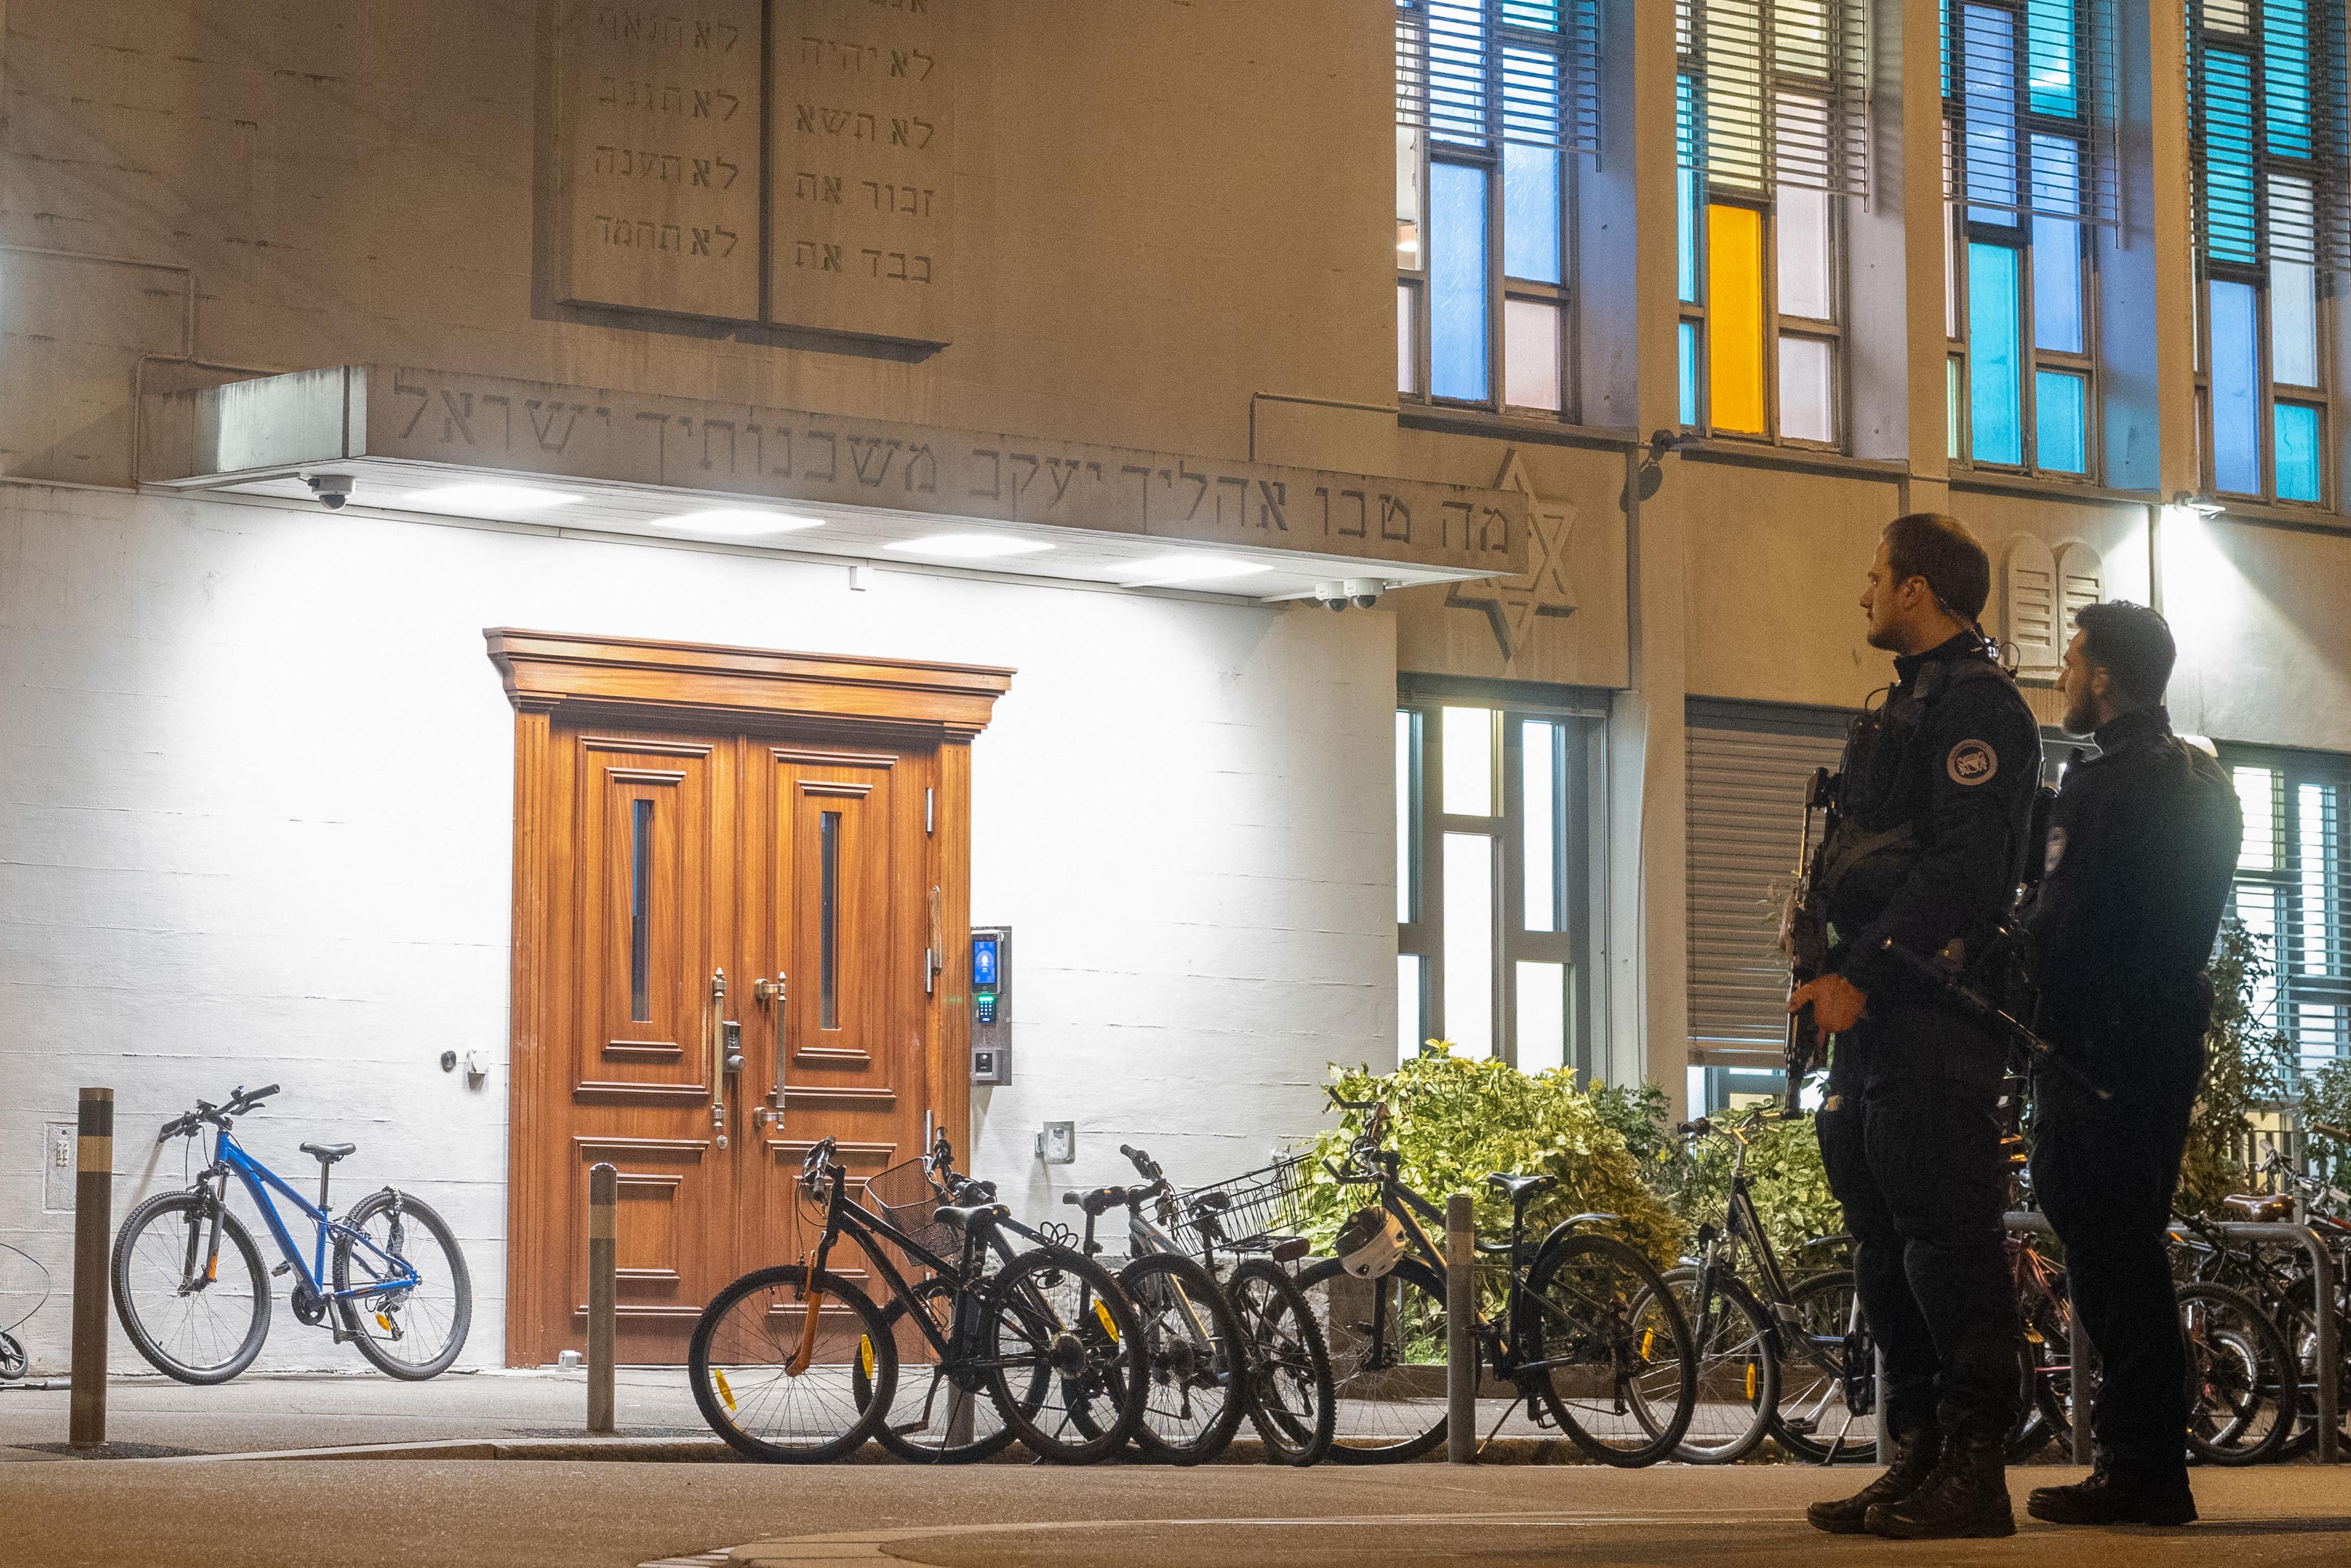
[2180,1280,2298,1467]
[332,1190,472,1380]
[860,1275,1024,1463]
[1655,1265,1778,1464]
[110,1190,271,1385]
[1526,1232,1695,1467]
[1119,1251,1248,1464]
[2268,1271,2349,1461]
[1229,1257,1336,1466]
[1771,1269,1877,1464]
[689,1265,896,1463]
[979,1244,1147,1465]
[1293,1255,1450,1464]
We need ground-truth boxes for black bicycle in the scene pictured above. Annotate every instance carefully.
[688,1136,1147,1464]
[1295,1093,1698,1465]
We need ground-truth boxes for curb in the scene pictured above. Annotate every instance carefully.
[133,1435,1608,1466]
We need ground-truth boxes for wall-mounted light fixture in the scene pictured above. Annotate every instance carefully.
[2170,490,2225,519]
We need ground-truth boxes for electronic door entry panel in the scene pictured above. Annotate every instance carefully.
[971,925,1010,1084]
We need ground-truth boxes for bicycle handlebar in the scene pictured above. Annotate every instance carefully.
[1119,1143,1164,1182]
[157,1084,282,1142]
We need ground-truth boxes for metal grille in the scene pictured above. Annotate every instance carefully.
[1395,0,1602,156]
[2188,0,2351,267]
[1176,1155,1311,1252]
[1941,0,2124,230]
[1676,0,1872,196]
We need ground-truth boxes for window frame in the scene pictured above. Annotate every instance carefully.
[2219,741,2351,1079]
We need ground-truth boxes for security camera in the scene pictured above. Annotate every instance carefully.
[1343,578,1386,610]
[1314,580,1350,612]
[306,473,355,509]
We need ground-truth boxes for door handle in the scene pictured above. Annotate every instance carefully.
[752,973,787,1131]
[708,968,729,1149]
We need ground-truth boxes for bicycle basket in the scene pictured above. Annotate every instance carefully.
[861,1157,961,1266]
[1176,1154,1310,1252]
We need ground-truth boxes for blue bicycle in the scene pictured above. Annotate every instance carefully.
[110,1084,472,1383]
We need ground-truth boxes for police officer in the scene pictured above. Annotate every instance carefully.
[1794,514,2041,1541]
[2022,602,2240,1528]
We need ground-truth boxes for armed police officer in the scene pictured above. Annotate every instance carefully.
[2020,603,2240,1528]
[1793,514,2041,1541]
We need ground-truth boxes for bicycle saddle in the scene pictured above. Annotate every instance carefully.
[934,1201,1009,1232]
[1062,1186,1132,1217]
[300,1141,357,1165]
[2222,1193,2294,1223]
[1485,1171,1556,1205]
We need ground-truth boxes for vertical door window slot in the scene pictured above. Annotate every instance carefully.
[629,797,653,1024]
[820,811,841,1030]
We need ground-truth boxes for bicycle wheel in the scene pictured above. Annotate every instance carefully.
[1120,1251,1247,1464]
[2006,1286,2074,1463]
[978,1244,1147,1465]
[1229,1257,1335,1466]
[1294,1256,1450,1463]
[2180,1280,2297,1466]
[1772,1268,1877,1463]
[332,1190,472,1380]
[1655,1266,1777,1464]
[859,1275,1023,1463]
[110,1191,270,1384]
[689,1265,896,1463]
[1525,1232,1695,1466]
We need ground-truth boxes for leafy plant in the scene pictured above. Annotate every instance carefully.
[2180,920,2300,1217]
[1655,1105,1845,1274]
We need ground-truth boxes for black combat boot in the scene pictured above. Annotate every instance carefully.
[1867,1420,2015,1539]
[1805,1426,1943,1535]
[2028,1466,2197,1526]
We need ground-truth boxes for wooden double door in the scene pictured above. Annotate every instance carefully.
[492,631,1007,1365]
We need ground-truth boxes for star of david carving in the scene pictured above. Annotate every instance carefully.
[1444,449,1577,662]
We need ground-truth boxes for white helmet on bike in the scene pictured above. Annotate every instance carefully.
[1333,1205,1409,1280]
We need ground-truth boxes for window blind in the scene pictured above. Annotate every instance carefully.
[1678,0,1872,196]
[1396,0,1602,157]
[2228,749,2351,1076]
[2188,0,2351,268]
[1943,0,2124,229]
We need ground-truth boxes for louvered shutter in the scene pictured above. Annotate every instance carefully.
[1943,0,2125,229]
[1395,0,1601,156]
[2188,0,2351,269]
[2003,535,2062,674]
[1686,700,1851,1067]
[2055,541,2104,643]
[1677,0,1871,197]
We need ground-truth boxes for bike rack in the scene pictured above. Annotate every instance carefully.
[2007,1211,2341,1466]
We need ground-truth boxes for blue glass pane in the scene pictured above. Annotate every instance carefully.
[1679,321,1699,426]
[1941,0,1952,96]
[2202,48,2258,264]
[2035,370,2088,473]
[2210,277,2262,493]
[2274,258,2320,387]
[1504,143,1562,283]
[2267,0,2314,159]
[1968,242,2024,465]
[1428,1,1488,147]
[1429,161,1491,401]
[1963,6,2020,223]
[2276,402,2323,503]
[2033,217,2082,353]
[1501,45,1560,144]
[2027,0,2077,118]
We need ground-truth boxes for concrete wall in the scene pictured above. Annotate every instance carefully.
[0,482,1395,1371]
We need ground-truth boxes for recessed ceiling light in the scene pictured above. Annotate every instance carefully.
[653,509,826,537]
[402,482,581,512]
[882,533,1052,560]
[1116,553,1273,584]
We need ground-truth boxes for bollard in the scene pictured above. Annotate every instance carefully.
[1446,1191,1475,1464]
[69,1088,113,1451]
[1872,1348,1886,1465]
[587,1163,617,1435]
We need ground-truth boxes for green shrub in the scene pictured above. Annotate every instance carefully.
[1655,1105,1844,1273]
[2180,921,2299,1218]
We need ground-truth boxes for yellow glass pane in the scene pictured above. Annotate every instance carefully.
[1706,204,1768,434]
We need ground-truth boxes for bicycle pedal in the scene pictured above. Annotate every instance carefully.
[271,1262,293,1277]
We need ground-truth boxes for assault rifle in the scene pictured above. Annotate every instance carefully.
[1779,766,1839,1119]
[1873,938,2111,1101]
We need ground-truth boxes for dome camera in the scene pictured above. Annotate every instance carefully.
[1343,578,1386,610]
[306,473,356,509]
[1314,580,1350,612]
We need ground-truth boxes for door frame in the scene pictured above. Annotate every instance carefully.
[485,628,1012,1365]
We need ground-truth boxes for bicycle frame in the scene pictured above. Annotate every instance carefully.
[200,1127,418,1307]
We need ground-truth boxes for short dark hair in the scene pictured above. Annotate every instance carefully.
[1881,513,1992,622]
[2073,600,2176,707]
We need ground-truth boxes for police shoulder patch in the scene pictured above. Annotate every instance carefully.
[1946,739,1998,786]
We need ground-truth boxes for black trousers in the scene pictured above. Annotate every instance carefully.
[1817,1000,2019,1441]
[2029,1043,2202,1484]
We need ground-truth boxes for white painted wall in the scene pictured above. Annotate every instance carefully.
[0,481,1395,1372]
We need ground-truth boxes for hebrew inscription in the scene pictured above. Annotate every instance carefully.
[768,0,953,344]
[558,0,763,321]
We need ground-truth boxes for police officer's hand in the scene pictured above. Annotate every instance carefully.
[1788,973,1867,1034]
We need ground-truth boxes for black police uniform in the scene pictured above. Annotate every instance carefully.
[1815,632,2042,1444]
[2025,706,2241,1487]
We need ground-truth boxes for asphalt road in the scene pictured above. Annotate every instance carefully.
[3,1458,2345,1568]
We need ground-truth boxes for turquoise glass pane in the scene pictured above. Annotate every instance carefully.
[2267,0,2314,159]
[1502,0,1562,27]
[1679,321,1699,426]
[1676,73,1700,303]
[2202,48,2258,263]
[1504,143,1561,283]
[2276,403,2323,503]
[1963,6,2020,223]
[1968,242,2024,465]
[1428,0,1488,147]
[1941,0,1952,97]
[2027,0,2077,118]
[2035,370,2087,473]
[2210,277,2261,494]
[1430,161,1491,402]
